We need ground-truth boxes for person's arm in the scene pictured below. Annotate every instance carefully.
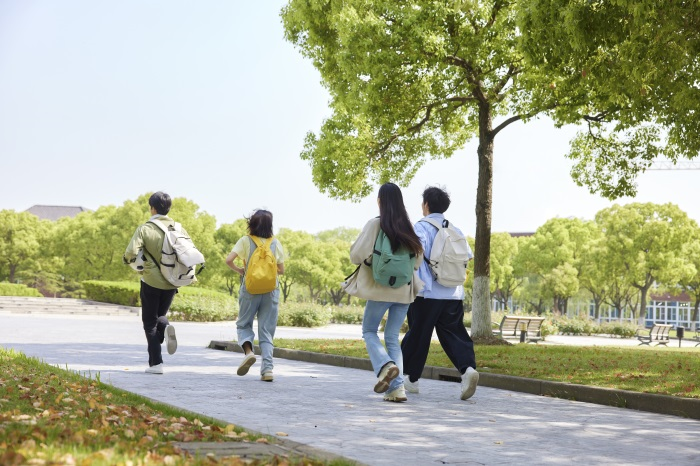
[349,219,376,265]
[274,240,285,274]
[225,251,245,276]
[123,226,144,264]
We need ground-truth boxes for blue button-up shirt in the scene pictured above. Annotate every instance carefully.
[415,213,472,300]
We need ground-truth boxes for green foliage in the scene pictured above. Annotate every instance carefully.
[83,280,140,306]
[518,0,700,198]
[598,322,639,339]
[277,302,333,327]
[0,282,43,297]
[330,306,364,324]
[555,316,598,336]
[169,293,238,322]
[0,210,48,283]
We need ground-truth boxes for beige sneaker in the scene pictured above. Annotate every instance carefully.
[460,367,479,400]
[374,362,399,393]
[237,353,256,376]
[383,386,407,402]
[261,371,273,382]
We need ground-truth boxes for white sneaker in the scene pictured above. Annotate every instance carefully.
[404,376,419,394]
[165,325,177,355]
[237,353,256,376]
[261,371,273,382]
[374,362,399,393]
[145,363,163,374]
[383,386,407,402]
[460,367,479,400]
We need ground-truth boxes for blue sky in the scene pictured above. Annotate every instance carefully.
[2,1,699,234]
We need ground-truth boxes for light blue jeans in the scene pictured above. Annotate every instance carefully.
[237,284,279,374]
[362,300,409,392]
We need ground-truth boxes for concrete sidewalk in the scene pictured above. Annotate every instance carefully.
[2,313,699,465]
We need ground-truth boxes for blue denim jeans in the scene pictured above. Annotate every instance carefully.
[362,300,409,392]
[237,284,280,374]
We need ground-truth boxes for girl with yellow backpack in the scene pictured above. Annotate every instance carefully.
[225,209,285,382]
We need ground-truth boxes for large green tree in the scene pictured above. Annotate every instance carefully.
[489,233,522,311]
[281,0,641,337]
[213,219,248,296]
[0,210,47,283]
[517,218,596,313]
[595,203,696,326]
[519,0,700,197]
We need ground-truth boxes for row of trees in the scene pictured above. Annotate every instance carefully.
[0,194,359,305]
[481,203,700,327]
[3,194,700,327]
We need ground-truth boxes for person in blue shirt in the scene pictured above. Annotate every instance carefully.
[400,186,479,400]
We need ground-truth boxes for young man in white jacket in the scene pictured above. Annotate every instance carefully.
[400,186,479,400]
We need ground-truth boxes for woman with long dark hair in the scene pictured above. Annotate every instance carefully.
[345,183,424,402]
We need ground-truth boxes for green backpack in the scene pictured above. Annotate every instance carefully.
[371,230,416,288]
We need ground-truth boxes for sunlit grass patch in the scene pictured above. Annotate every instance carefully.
[274,339,700,399]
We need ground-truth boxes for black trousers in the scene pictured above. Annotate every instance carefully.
[140,281,177,367]
[401,297,476,382]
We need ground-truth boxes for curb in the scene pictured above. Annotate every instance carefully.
[208,340,700,420]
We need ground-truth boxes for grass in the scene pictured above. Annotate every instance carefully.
[274,338,700,399]
[0,348,352,465]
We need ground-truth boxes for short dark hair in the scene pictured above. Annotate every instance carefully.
[422,186,451,214]
[247,209,274,238]
[149,191,172,215]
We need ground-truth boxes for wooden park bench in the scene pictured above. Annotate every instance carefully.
[493,315,545,344]
[636,324,673,346]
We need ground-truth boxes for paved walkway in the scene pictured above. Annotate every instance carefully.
[1,312,700,465]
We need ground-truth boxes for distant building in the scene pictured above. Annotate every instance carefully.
[25,205,90,221]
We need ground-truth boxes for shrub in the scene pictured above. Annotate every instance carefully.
[277,302,332,327]
[330,306,364,324]
[169,293,238,322]
[0,283,43,297]
[555,316,597,335]
[83,281,140,306]
[598,321,639,338]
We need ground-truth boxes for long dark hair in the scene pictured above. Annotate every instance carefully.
[377,183,422,255]
[247,209,274,238]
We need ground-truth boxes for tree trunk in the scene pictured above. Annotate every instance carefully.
[638,287,648,327]
[470,103,494,338]
[9,263,17,283]
[692,296,699,331]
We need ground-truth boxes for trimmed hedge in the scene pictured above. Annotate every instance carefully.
[277,302,333,327]
[83,281,238,322]
[0,283,43,297]
[83,281,140,306]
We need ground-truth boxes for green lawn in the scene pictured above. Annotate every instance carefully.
[0,348,351,465]
[274,338,700,398]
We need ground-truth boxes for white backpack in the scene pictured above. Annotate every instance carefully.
[421,217,471,287]
[149,219,205,287]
